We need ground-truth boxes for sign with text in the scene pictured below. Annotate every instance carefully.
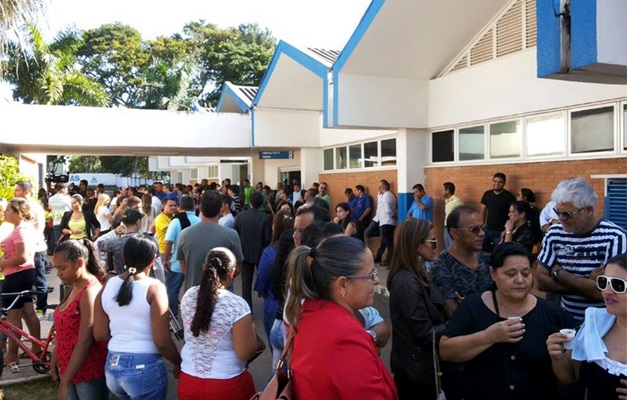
[259,151,293,160]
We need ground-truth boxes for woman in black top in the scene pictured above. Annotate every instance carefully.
[440,243,575,400]
[501,201,535,253]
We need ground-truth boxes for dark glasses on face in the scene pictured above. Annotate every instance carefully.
[455,225,487,235]
[597,275,627,294]
[553,207,585,219]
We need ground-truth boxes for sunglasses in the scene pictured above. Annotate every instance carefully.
[597,275,627,293]
[424,239,438,247]
[553,207,585,219]
[346,268,378,281]
[455,225,487,235]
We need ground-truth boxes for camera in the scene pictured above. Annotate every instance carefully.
[46,172,69,183]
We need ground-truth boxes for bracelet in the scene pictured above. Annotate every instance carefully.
[505,231,512,234]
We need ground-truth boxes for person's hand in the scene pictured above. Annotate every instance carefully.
[617,378,627,399]
[486,318,525,344]
[114,225,126,236]
[49,355,59,381]
[172,364,181,379]
[546,332,571,360]
[504,220,515,232]
[589,264,605,281]
[454,291,465,304]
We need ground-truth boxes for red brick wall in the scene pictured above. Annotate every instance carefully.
[426,157,627,250]
[319,170,398,255]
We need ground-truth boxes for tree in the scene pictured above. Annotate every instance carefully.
[0,0,47,69]
[0,154,34,199]
[2,25,109,106]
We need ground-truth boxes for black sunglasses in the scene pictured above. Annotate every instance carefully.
[597,275,627,294]
[553,207,585,219]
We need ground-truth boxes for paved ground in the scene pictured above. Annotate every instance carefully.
[0,259,394,398]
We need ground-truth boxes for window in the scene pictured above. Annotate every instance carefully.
[364,141,378,168]
[459,126,484,161]
[349,144,362,168]
[432,130,454,162]
[526,112,565,157]
[490,120,520,159]
[381,138,397,166]
[335,147,347,170]
[323,148,334,170]
[623,104,626,150]
[571,106,614,153]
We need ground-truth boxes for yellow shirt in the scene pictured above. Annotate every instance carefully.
[154,213,172,254]
[444,195,464,225]
[69,217,87,239]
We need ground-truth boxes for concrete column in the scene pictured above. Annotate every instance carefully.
[250,155,264,186]
[197,166,210,181]
[300,147,321,189]
[396,128,428,223]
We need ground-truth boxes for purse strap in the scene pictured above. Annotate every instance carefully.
[276,328,294,374]
[432,328,443,394]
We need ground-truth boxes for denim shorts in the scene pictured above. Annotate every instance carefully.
[104,352,167,400]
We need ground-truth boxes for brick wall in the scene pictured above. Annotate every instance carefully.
[425,157,626,250]
[319,169,398,255]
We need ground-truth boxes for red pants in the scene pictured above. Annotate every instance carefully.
[177,370,256,400]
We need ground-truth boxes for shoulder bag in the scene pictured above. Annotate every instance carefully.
[250,335,293,400]
[433,328,447,400]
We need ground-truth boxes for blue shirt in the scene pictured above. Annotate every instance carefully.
[354,194,372,220]
[348,196,359,220]
[164,211,201,273]
[408,194,433,222]
[254,244,279,318]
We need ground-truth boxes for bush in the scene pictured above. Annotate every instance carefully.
[0,155,35,200]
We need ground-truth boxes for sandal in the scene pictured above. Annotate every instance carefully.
[5,362,20,373]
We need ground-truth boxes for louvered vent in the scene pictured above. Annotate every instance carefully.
[497,0,523,57]
[525,0,537,47]
[451,55,468,72]
[470,29,493,65]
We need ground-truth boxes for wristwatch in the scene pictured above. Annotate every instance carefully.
[551,268,562,282]
[366,329,377,344]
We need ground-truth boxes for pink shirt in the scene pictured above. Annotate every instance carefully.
[0,224,36,276]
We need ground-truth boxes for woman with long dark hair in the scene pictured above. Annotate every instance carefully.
[59,194,100,242]
[333,202,357,237]
[51,239,109,399]
[94,233,180,399]
[501,200,535,253]
[177,248,259,400]
[387,218,445,399]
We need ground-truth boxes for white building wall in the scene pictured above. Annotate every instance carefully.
[336,75,428,128]
[253,109,320,148]
[428,49,627,128]
[257,151,301,187]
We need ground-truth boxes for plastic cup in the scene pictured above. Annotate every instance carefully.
[560,329,576,350]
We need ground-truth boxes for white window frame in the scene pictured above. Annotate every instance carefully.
[523,110,567,160]
[321,136,398,173]
[620,100,627,155]
[487,118,523,161]
[567,103,617,158]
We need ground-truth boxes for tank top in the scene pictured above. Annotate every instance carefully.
[101,276,161,353]
[53,281,108,384]
[69,216,87,239]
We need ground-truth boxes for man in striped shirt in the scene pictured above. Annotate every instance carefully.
[537,178,626,321]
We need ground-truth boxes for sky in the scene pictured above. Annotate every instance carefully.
[40,0,371,50]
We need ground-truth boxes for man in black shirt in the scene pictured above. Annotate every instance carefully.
[480,172,515,252]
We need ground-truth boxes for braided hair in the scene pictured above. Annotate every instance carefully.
[190,247,236,337]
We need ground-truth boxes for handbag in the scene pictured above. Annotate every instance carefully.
[432,328,447,400]
[250,336,293,400]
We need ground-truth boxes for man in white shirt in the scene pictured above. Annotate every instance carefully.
[218,195,235,229]
[367,180,397,267]
[47,183,72,249]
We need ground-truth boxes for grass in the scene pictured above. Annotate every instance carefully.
[1,376,57,400]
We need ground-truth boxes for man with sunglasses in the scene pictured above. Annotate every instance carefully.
[431,205,493,320]
[537,178,626,321]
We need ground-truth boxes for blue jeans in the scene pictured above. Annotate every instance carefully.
[68,376,109,400]
[269,319,286,370]
[105,352,167,400]
[34,251,48,312]
[443,227,453,248]
[482,229,502,253]
[165,270,184,317]
[263,310,274,355]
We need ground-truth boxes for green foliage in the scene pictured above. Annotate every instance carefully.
[68,156,148,177]
[0,154,34,199]
[0,0,47,68]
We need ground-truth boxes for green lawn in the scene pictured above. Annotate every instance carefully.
[1,377,56,400]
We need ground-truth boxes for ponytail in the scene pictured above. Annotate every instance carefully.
[190,248,235,336]
[284,246,318,332]
[54,239,106,283]
[116,234,158,307]
[80,239,106,283]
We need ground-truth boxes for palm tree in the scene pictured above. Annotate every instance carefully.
[3,25,109,106]
[0,0,47,63]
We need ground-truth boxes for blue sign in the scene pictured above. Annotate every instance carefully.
[259,151,293,160]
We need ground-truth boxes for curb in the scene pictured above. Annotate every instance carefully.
[0,372,49,387]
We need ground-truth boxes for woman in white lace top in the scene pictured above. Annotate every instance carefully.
[178,247,259,400]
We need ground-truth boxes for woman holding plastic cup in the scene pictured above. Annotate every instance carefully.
[439,242,575,400]
[547,252,627,400]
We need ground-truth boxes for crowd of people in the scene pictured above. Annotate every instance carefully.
[0,174,625,400]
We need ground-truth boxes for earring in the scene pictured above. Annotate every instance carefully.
[417,255,423,262]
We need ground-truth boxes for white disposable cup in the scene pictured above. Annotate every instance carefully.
[560,329,576,350]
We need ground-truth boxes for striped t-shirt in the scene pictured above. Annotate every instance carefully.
[537,219,626,320]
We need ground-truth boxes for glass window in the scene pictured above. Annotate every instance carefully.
[432,131,454,162]
[349,144,362,168]
[526,112,565,157]
[571,106,614,153]
[335,146,347,170]
[323,148,334,170]
[490,120,520,159]
[364,141,379,168]
[381,139,397,166]
[623,104,626,150]
[459,126,485,161]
